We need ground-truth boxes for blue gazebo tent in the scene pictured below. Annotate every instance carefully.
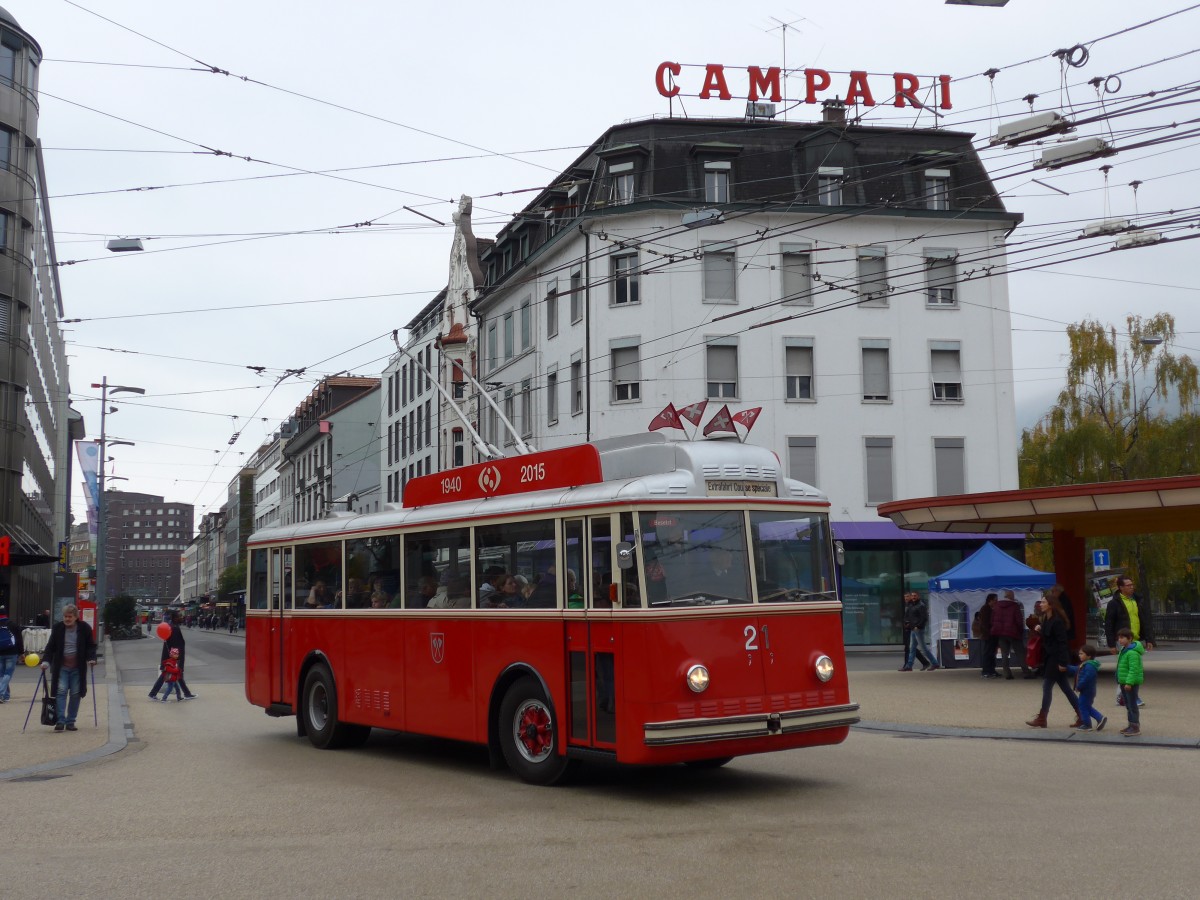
[929,541,1056,592]
[926,542,1055,659]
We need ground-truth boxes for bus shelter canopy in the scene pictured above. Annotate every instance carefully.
[877,474,1200,538]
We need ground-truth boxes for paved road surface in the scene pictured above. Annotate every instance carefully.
[3,630,1197,898]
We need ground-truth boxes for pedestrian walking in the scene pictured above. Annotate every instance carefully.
[0,606,24,702]
[899,592,939,672]
[39,604,97,732]
[1070,644,1107,732]
[159,649,185,702]
[1025,594,1081,729]
[1116,628,1145,737]
[1104,575,1153,708]
[149,612,197,700]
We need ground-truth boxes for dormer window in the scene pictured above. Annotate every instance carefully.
[704,160,731,203]
[609,161,636,205]
[924,169,950,210]
[818,167,844,206]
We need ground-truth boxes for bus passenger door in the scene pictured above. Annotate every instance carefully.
[564,516,619,751]
[269,547,291,705]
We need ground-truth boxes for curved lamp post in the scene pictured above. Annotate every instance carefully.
[91,378,144,605]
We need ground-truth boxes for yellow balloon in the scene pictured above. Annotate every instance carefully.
[24,653,40,667]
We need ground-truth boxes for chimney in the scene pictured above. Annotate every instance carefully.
[822,99,846,126]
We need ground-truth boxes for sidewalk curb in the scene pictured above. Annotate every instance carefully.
[854,719,1200,749]
[0,637,130,783]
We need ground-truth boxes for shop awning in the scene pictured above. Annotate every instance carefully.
[0,523,60,566]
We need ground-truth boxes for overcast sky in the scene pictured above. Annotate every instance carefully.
[13,0,1200,524]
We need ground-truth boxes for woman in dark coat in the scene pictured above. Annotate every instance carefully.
[1025,594,1080,728]
[40,604,97,731]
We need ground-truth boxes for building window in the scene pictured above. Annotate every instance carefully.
[609,161,636,205]
[788,437,818,487]
[817,167,843,206]
[704,161,731,203]
[520,298,532,350]
[486,324,498,372]
[612,253,639,306]
[862,344,891,402]
[503,312,514,360]
[702,242,736,303]
[546,280,558,338]
[452,359,465,399]
[924,169,950,211]
[570,358,583,415]
[934,437,966,495]
[503,391,515,446]
[706,344,738,399]
[546,368,559,424]
[925,250,957,307]
[857,248,888,306]
[931,343,964,402]
[452,429,464,468]
[570,270,583,323]
[611,344,641,402]
[0,33,17,87]
[517,379,531,438]
[865,437,894,505]
[780,244,812,306]
[0,127,12,172]
[785,343,814,400]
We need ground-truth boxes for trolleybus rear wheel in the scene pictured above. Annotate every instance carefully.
[498,677,570,785]
[302,663,370,750]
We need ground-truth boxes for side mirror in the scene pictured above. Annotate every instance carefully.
[616,542,635,570]
[834,540,845,568]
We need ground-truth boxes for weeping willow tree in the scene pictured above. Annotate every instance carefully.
[1020,313,1200,607]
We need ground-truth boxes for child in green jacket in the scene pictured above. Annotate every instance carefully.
[1116,627,1145,736]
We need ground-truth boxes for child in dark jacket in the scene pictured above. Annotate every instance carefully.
[1070,644,1107,732]
[160,649,184,702]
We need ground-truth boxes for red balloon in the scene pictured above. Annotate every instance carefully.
[155,622,173,640]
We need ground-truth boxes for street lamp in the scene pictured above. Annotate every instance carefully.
[91,378,144,607]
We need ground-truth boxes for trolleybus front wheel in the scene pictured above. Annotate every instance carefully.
[302,663,370,750]
[498,676,571,785]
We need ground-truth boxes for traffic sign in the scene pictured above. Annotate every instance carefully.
[1092,549,1110,570]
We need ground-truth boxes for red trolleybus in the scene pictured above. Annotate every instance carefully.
[244,433,858,784]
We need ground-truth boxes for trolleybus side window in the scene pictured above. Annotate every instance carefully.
[616,512,641,608]
[249,549,269,610]
[403,527,472,609]
[295,540,343,610]
[282,548,293,609]
[750,511,837,602]
[563,519,585,609]
[589,515,613,609]
[346,535,400,609]
[474,518,558,609]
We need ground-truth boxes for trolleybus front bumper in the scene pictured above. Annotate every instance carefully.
[643,702,861,746]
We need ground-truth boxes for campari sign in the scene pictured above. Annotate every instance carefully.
[655,62,953,110]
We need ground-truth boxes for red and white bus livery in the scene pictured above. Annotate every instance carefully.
[244,433,859,784]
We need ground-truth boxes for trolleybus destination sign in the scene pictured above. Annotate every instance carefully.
[402,444,604,507]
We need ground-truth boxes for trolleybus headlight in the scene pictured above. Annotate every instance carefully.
[686,664,710,693]
[814,655,835,683]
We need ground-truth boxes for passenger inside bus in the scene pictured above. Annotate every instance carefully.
[498,575,522,608]
[478,566,507,608]
[369,591,389,609]
[408,575,439,608]
[566,569,583,609]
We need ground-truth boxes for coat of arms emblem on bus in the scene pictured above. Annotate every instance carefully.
[478,465,502,493]
[430,633,445,664]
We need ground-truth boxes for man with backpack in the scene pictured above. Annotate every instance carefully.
[0,606,24,702]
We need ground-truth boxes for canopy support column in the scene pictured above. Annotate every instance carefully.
[1052,528,1087,648]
